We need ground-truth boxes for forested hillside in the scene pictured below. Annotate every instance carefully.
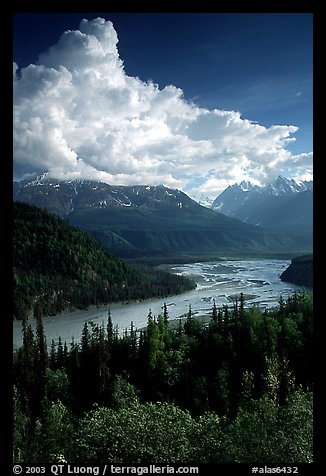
[13,177,313,257]
[13,292,313,463]
[13,202,195,319]
[280,254,313,288]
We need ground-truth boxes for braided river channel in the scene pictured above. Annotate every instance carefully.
[13,258,307,349]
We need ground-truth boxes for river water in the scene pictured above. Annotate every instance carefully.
[13,259,305,349]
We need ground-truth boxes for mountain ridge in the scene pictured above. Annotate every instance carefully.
[13,174,200,216]
[13,201,196,318]
[13,175,312,257]
[211,176,313,233]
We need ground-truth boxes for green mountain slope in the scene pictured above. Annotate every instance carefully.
[13,177,312,257]
[13,202,195,319]
[68,204,312,256]
[280,254,313,288]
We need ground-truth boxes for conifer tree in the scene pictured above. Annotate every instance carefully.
[20,314,40,422]
[212,299,218,322]
[63,342,69,366]
[233,298,239,325]
[107,309,113,348]
[81,322,90,355]
[278,296,285,317]
[163,303,169,326]
[222,304,230,329]
[56,337,64,368]
[177,318,183,337]
[263,309,273,356]
[184,305,193,335]
[50,340,57,369]
[129,321,138,359]
[97,326,111,405]
[34,304,48,378]
[146,309,161,372]
[217,308,223,330]
[239,292,245,320]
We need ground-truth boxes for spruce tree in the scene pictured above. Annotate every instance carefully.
[107,309,113,348]
[129,321,138,359]
[212,299,218,322]
[50,340,57,369]
[81,322,90,355]
[163,303,169,326]
[20,315,40,422]
[56,337,64,369]
[217,308,223,330]
[239,292,245,320]
[34,304,48,378]
[263,309,273,356]
[184,305,193,335]
[222,304,230,329]
[97,326,110,405]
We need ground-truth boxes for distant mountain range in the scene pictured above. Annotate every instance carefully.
[211,176,313,234]
[13,173,312,257]
[13,173,199,216]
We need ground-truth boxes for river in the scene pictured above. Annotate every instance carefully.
[13,258,305,349]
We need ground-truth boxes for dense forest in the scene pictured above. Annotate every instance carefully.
[280,254,313,288]
[13,291,313,463]
[14,177,313,256]
[13,202,195,319]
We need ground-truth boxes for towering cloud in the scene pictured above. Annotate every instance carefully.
[13,18,312,197]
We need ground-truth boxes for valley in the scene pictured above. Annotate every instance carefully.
[13,202,196,320]
[12,176,314,466]
[13,175,313,258]
[12,13,313,465]
[13,257,304,349]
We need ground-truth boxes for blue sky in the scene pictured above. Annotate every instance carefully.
[13,12,313,198]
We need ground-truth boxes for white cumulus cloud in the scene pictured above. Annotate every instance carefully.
[13,17,313,198]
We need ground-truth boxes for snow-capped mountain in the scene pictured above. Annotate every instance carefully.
[188,193,215,208]
[263,175,313,196]
[13,174,312,255]
[211,181,261,216]
[190,181,261,209]
[13,174,199,216]
[211,176,313,233]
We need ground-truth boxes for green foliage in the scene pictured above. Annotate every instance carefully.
[67,200,312,256]
[13,291,313,463]
[13,386,29,463]
[222,389,313,463]
[74,401,193,463]
[30,400,75,463]
[292,254,313,265]
[190,412,225,463]
[13,202,195,318]
[111,375,139,409]
[43,368,71,406]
